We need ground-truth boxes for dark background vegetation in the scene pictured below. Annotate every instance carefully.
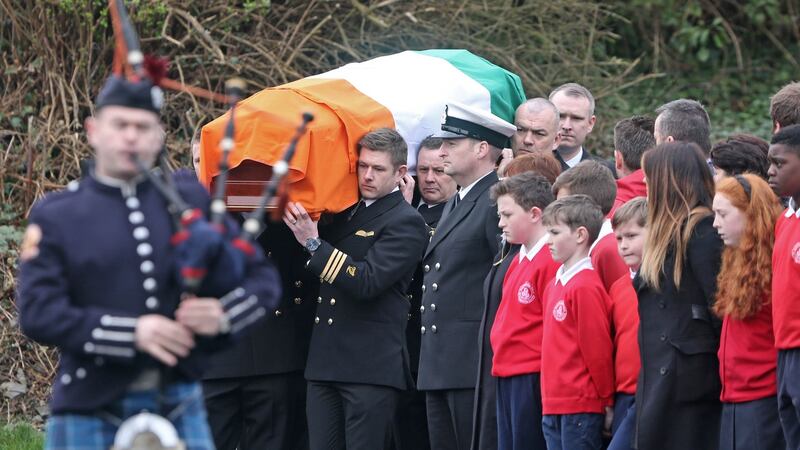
[1,0,798,426]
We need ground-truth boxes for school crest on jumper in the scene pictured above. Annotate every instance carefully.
[517,281,534,304]
[792,242,800,264]
[553,300,567,322]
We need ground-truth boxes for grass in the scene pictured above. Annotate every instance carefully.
[0,423,44,450]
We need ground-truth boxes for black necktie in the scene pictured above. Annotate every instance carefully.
[348,200,364,221]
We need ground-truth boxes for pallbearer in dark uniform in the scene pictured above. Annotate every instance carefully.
[284,128,428,450]
[202,220,316,450]
[417,102,516,450]
[16,74,281,450]
[393,136,457,450]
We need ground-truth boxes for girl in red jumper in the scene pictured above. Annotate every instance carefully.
[712,174,785,449]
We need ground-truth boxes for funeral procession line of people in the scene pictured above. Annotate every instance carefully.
[15,69,800,450]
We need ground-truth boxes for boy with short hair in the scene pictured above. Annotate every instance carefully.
[607,197,647,450]
[552,161,628,293]
[767,124,800,447]
[489,172,560,450]
[540,195,614,450]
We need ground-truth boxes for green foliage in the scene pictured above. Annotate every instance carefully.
[0,205,23,257]
[0,423,44,450]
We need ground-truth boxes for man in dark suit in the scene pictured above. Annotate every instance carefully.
[393,136,458,450]
[284,128,428,449]
[417,102,516,450]
[549,83,617,176]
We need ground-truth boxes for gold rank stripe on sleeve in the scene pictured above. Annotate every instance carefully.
[327,250,348,283]
[320,249,341,282]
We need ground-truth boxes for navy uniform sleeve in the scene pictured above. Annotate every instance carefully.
[307,212,427,301]
[17,204,139,363]
[484,197,501,256]
[215,245,282,338]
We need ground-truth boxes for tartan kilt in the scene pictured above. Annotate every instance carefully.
[44,381,215,450]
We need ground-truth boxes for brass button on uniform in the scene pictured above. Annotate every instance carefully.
[659,367,668,375]
[275,309,282,317]
[421,326,426,335]
[422,285,426,293]
[435,263,441,270]
[327,318,334,325]
[315,316,320,324]
[330,298,336,306]
[420,305,425,313]
[317,296,323,303]
[295,280,303,288]
[294,297,302,305]
[431,325,437,333]
[432,283,438,292]
[431,304,437,311]
[424,265,430,272]
[659,334,667,342]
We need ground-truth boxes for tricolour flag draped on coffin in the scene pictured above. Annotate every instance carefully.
[199,49,526,218]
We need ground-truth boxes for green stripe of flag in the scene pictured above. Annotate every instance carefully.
[417,49,526,123]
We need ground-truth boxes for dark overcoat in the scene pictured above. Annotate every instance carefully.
[633,216,724,450]
[417,172,502,390]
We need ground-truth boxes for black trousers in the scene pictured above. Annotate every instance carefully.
[426,388,475,450]
[307,380,399,450]
[203,371,308,450]
[392,385,431,450]
[778,348,800,449]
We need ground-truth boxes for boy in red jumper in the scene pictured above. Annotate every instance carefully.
[607,197,646,450]
[489,172,560,450]
[552,161,628,293]
[767,124,800,448]
[540,195,614,450]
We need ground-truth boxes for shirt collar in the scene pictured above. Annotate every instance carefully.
[519,233,550,262]
[555,256,593,286]
[786,198,800,218]
[91,169,145,197]
[564,147,584,168]
[589,219,614,254]
[364,186,399,207]
[459,170,494,200]
[629,268,637,279]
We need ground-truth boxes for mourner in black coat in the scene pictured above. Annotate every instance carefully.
[471,242,518,450]
[417,102,515,450]
[284,129,428,450]
[633,142,724,450]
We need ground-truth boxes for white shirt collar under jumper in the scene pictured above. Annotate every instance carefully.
[786,198,800,219]
[555,256,593,286]
[519,233,550,263]
[459,170,494,200]
[589,219,613,255]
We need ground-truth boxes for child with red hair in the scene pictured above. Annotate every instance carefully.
[712,173,785,449]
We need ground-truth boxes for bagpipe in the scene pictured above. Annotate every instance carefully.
[106,1,310,448]
[108,0,312,298]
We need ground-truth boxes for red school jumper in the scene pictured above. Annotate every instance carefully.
[490,235,560,377]
[772,204,800,350]
[608,169,646,218]
[541,257,614,414]
[608,273,640,395]
[590,220,629,294]
[719,296,777,403]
